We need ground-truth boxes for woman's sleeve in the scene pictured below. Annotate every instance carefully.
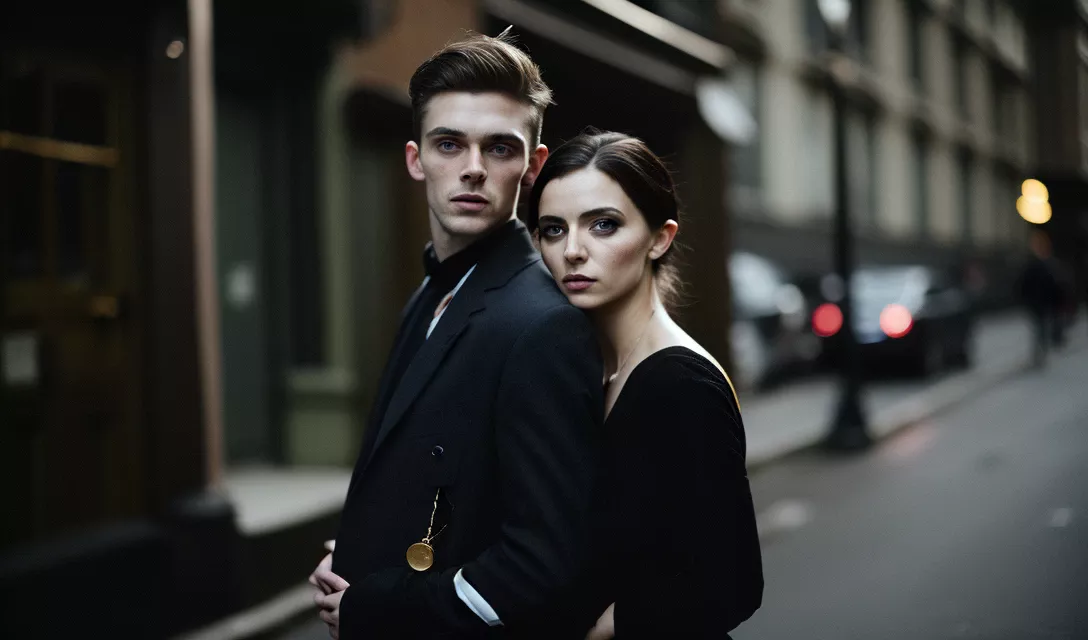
[613,364,763,638]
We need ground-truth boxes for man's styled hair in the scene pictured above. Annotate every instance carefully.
[408,28,553,145]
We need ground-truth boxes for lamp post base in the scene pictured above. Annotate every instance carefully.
[823,390,872,451]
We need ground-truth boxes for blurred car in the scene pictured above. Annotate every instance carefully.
[729,252,821,391]
[809,265,974,376]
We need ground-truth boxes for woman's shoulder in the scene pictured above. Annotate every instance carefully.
[629,346,741,413]
[625,346,746,458]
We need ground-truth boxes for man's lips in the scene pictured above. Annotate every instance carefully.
[451,194,489,211]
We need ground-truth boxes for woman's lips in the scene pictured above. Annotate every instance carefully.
[562,276,596,292]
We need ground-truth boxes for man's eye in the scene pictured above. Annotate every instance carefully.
[438,141,458,152]
[491,144,511,157]
[592,219,618,233]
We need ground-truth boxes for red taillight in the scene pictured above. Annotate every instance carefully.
[812,303,843,337]
[880,304,913,338]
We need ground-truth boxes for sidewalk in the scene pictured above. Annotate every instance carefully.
[743,309,1088,467]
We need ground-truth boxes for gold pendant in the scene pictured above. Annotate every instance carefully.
[406,541,435,571]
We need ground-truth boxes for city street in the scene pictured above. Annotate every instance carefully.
[735,342,1088,639]
[265,315,1086,640]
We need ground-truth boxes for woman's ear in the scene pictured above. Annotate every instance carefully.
[649,220,679,261]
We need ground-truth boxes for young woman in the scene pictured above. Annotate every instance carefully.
[527,131,763,639]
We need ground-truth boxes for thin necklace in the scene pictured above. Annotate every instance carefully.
[605,308,656,386]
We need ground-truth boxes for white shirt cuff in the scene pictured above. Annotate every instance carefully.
[453,568,503,626]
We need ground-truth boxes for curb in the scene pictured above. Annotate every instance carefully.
[747,318,1088,473]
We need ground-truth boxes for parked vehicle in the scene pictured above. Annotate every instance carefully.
[729,252,820,391]
[808,265,975,376]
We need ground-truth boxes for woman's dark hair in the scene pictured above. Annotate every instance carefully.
[526,129,684,308]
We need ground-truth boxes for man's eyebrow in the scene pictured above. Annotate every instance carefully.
[425,127,467,138]
[482,133,525,146]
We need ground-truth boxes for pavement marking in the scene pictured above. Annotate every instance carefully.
[172,583,315,640]
[757,498,815,539]
[1049,508,1073,528]
[878,421,939,461]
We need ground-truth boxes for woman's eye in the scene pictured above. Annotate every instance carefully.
[541,225,565,238]
[592,219,618,233]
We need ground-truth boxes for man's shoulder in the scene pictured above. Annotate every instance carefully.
[488,259,573,315]
[475,261,593,347]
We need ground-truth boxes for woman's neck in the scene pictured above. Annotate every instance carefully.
[592,277,662,373]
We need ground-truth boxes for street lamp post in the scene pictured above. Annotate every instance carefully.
[818,0,871,450]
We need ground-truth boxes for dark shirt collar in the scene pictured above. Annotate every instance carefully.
[422,219,519,289]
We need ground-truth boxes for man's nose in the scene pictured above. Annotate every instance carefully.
[461,147,486,183]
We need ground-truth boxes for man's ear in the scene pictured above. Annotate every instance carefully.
[521,144,549,188]
[649,220,679,261]
[406,141,425,182]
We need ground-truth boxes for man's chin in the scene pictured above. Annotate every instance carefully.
[440,213,511,237]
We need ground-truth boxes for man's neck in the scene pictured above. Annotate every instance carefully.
[429,214,516,262]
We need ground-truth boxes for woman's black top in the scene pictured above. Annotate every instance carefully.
[592,346,763,639]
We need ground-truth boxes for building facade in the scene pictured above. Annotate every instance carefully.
[1026,0,1088,307]
[719,0,1035,305]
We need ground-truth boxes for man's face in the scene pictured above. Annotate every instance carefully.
[406,92,547,258]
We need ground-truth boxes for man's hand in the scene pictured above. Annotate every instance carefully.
[314,589,346,640]
[584,602,615,640]
[309,540,349,638]
[309,540,348,595]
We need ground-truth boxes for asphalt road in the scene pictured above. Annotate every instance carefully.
[734,343,1088,640]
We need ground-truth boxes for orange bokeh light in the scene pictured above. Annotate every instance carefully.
[1021,179,1049,203]
[880,304,913,339]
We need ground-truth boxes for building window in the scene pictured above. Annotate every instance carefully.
[728,60,763,215]
[958,149,974,243]
[806,0,869,61]
[636,0,721,41]
[847,110,879,228]
[911,134,930,236]
[953,36,969,120]
[866,114,879,228]
[907,1,925,93]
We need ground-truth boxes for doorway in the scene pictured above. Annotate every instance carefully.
[1,49,142,548]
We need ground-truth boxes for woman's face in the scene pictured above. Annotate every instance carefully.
[536,167,667,311]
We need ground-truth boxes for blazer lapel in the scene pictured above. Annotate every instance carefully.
[362,224,540,469]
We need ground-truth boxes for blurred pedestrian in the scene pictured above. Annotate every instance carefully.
[309,30,604,640]
[528,130,764,640]
[1017,230,1065,366]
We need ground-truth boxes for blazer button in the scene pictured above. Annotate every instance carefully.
[431,445,444,457]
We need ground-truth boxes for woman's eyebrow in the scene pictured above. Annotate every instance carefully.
[579,207,624,219]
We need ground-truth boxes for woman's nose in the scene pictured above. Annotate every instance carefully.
[564,233,587,263]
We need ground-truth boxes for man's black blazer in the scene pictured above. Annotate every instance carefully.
[333,223,604,639]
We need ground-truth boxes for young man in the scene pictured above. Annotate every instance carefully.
[309,31,604,639]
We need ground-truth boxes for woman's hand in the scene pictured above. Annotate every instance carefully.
[584,602,615,640]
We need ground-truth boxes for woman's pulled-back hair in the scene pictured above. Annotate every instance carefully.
[526,129,684,308]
